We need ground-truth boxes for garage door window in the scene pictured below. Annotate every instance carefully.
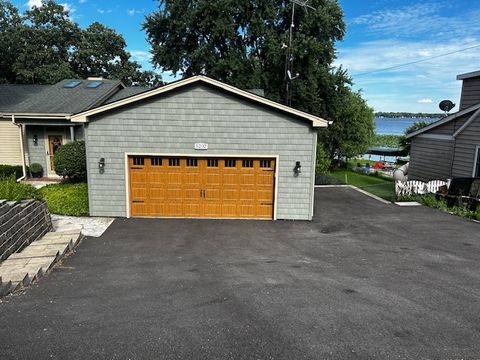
[260,160,272,168]
[133,157,144,166]
[242,159,253,168]
[151,157,162,166]
[207,159,218,167]
[169,158,180,167]
[225,159,236,167]
[186,158,198,167]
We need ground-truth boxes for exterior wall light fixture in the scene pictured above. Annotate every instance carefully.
[98,158,105,169]
[33,135,38,145]
[294,161,301,177]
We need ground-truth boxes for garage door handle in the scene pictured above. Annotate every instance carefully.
[132,200,144,203]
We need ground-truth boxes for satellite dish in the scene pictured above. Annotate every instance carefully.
[439,100,455,113]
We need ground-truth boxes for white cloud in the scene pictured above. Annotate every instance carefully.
[97,8,112,14]
[334,37,480,111]
[79,0,87,3]
[349,2,480,40]
[127,8,143,16]
[60,3,75,14]
[417,98,433,104]
[26,0,42,8]
[129,50,152,63]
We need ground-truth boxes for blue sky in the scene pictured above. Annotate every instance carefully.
[13,0,480,112]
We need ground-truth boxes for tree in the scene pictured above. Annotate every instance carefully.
[71,22,163,86]
[0,1,23,83]
[0,0,161,86]
[13,0,79,84]
[144,0,346,116]
[319,88,375,161]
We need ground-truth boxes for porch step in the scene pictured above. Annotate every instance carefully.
[0,230,82,297]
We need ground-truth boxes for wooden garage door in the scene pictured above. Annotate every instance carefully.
[128,157,275,219]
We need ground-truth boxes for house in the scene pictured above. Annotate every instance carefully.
[406,70,480,181]
[1,76,327,220]
[0,78,148,176]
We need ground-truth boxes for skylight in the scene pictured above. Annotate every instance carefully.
[64,80,81,88]
[86,81,103,89]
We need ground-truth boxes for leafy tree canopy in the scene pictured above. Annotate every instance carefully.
[0,0,161,86]
[144,0,346,116]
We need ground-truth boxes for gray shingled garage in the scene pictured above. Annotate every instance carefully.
[72,76,328,220]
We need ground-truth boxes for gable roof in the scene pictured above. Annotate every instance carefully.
[406,102,480,139]
[70,76,329,128]
[103,86,150,105]
[0,79,124,118]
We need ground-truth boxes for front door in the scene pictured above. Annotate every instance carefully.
[46,135,63,176]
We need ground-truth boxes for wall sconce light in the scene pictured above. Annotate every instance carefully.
[98,158,105,169]
[293,161,301,177]
[33,135,38,145]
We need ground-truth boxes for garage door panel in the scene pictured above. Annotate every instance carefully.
[129,156,275,219]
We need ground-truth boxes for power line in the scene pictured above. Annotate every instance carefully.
[352,43,480,77]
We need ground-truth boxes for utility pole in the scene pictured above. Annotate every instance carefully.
[284,0,315,107]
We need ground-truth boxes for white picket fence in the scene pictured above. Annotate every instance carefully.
[395,179,448,197]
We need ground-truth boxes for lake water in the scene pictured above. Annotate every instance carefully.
[363,116,440,162]
[375,117,439,135]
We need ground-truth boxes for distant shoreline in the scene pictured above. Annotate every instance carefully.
[375,112,442,119]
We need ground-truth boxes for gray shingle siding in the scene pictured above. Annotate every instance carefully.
[409,112,480,180]
[409,137,454,181]
[25,126,47,171]
[460,77,480,110]
[85,85,317,220]
[452,114,480,177]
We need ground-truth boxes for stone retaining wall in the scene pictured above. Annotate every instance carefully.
[0,200,52,261]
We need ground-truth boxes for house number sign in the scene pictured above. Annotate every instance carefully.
[194,143,208,150]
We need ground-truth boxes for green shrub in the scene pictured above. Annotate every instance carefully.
[0,165,26,179]
[30,163,43,177]
[399,194,479,221]
[0,176,43,201]
[40,183,89,216]
[53,140,87,181]
[315,145,331,174]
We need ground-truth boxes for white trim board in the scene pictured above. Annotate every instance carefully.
[124,153,280,220]
[473,145,480,177]
[71,76,328,128]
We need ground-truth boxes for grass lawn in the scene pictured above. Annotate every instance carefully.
[40,183,89,216]
[331,169,395,202]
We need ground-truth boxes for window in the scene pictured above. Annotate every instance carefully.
[86,81,103,88]
[186,158,198,167]
[260,160,271,168]
[133,157,144,166]
[207,159,218,167]
[474,146,480,177]
[225,159,236,168]
[151,157,162,166]
[242,159,253,168]
[169,158,180,167]
[63,80,81,88]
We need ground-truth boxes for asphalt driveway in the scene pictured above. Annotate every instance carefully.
[1,187,480,359]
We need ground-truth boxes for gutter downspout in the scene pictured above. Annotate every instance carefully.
[12,115,27,182]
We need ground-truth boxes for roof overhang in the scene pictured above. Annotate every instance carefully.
[1,112,71,120]
[70,76,329,128]
[457,70,480,80]
[406,102,480,139]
